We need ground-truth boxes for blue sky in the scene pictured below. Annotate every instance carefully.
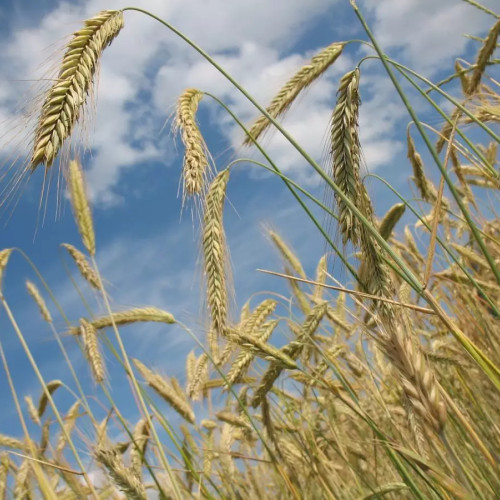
[0,0,498,444]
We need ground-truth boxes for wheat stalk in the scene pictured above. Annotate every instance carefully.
[67,159,95,256]
[175,88,210,200]
[203,169,231,338]
[244,43,344,144]
[30,11,124,170]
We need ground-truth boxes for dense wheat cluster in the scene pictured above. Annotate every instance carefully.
[0,3,499,499]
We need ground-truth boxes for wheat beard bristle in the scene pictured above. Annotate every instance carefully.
[30,10,124,171]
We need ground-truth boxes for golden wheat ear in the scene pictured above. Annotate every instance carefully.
[244,42,344,145]
[30,11,124,171]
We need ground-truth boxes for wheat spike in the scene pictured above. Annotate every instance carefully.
[80,318,105,384]
[268,230,306,279]
[133,358,195,423]
[24,396,41,426]
[55,401,80,457]
[61,243,100,289]
[130,418,150,481]
[68,307,175,335]
[226,320,279,387]
[0,249,13,291]
[407,129,438,203]
[30,11,124,170]
[14,459,32,500]
[467,17,500,95]
[94,446,147,500]
[26,281,52,323]
[0,454,9,500]
[0,434,28,452]
[175,88,210,199]
[67,159,95,256]
[203,169,231,337]
[186,353,208,400]
[330,69,367,245]
[37,380,63,419]
[378,203,406,241]
[244,43,344,144]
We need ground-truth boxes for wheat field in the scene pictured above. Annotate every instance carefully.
[0,2,499,499]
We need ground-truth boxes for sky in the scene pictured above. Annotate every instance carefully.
[0,0,498,447]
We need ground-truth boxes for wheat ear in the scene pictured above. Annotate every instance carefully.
[94,447,147,500]
[26,280,52,323]
[14,460,32,500]
[80,318,105,384]
[67,159,95,256]
[0,249,13,290]
[0,454,9,500]
[130,418,150,480]
[467,17,500,95]
[244,43,344,144]
[407,129,438,202]
[67,307,175,335]
[61,243,100,289]
[330,69,366,245]
[31,11,124,170]
[37,379,63,419]
[175,88,210,199]
[133,359,195,424]
[203,169,230,337]
[268,230,306,279]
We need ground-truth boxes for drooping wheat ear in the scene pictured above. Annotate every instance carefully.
[251,302,327,407]
[133,358,195,424]
[80,318,105,384]
[130,418,150,480]
[467,17,500,95]
[330,69,366,245]
[378,203,406,240]
[244,42,344,145]
[0,249,13,291]
[175,88,210,200]
[55,401,80,457]
[407,129,438,202]
[268,230,306,279]
[226,320,279,387]
[94,446,147,500]
[187,353,208,400]
[203,169,230,337]
[387,331,447,432]
[0,434,28,452]
[454,60,470,95]
[24,396,41,426]
[30,11,124,171]
[67,159,95,256]
[313,254,328,301]
[14,459,32,500]
[0,454,9,500]
[67,307,175,335]
[61,243,100,289]
[216,411,252,431]
[37,379,63,419]
[26,280,52,323]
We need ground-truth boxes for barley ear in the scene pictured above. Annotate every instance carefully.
[244,43,344,144]
[30,10,124,170]
[203,169,231,338]
[37,380,63,419]
[67,159,95,256]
